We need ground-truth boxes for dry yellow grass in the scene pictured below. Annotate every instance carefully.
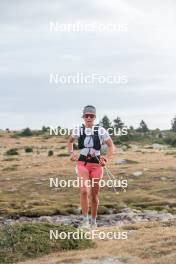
[0,132,176,216]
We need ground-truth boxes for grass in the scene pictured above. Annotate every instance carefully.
[0,222,93,264]
[57,153,70,157]
[0,133,176,218]
[165,151,176,155]
[2,164,19,171]
[125,159,139,164]
[3,157,19,162]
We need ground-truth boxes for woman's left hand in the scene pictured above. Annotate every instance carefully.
[99,155,107,166]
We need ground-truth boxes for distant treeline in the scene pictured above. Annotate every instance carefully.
[2,115,176,147]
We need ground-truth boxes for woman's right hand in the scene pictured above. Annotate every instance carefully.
[70,152,78,161]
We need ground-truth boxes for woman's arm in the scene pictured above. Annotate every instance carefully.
[100,138,114,166]
[67,135,75,153]
[67,135,78,161]
[105,138,114,159]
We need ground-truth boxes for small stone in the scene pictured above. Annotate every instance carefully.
[119,169,126,174]
[5,178,11,181]
[152,144,167,150]
[40,178,47,181]
[72,208,81,215]
[39,216,52,223]
[7,188,17,192]
[121,145,128,151]
[35,182,43,185]
[30,192,39,196]
[115,159,127,165]
[132,171,143,177]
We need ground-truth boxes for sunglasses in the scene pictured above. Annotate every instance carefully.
[84,114,95,119]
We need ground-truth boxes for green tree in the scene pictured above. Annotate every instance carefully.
[42,126,49,132]
[137,120,149,133]
[20,128,32,137]
[100,115,111,129]
[171,116,176,132]
[113,116,124,129]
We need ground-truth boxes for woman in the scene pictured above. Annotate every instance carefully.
[67,105,113,229]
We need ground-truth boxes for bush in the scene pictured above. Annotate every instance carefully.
[25,147,33,153]
[171,140,176,147]
[113,138,122,145]
[0,223,93,263]
[48,150,54,156]
[152,138,165,145]
[42,126,49,133]
[5,148,19,155]
[164,135,176,147]
[119,134,131,142]
[20,128,33,137]
[98,206,111,214]
[60,146,66,149]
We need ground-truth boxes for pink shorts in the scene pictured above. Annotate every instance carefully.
[77,161,103,180]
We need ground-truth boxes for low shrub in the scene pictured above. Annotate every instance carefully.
[25,147,33,153]
[48,150,54,156]
[0,222,93,263]
[20,128,33,137]
[5,148,19,156]
[164,137,176,147]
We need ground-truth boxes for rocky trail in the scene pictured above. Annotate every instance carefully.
[1,208,176,226]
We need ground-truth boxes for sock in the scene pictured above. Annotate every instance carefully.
[83,215,89,222]
[91,217,97,225]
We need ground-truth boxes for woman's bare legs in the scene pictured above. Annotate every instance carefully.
[78,166,90,217]
[91,179,100,219]
[90,165,103,224]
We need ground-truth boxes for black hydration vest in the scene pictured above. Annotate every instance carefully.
[78,124,101,151]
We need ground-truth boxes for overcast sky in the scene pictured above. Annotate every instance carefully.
[0,0,176,130]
